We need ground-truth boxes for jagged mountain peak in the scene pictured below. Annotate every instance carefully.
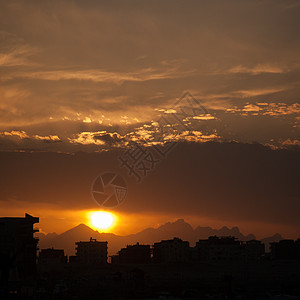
[157,219,194,234]
[38,220,282,257]
[159,218,192,227]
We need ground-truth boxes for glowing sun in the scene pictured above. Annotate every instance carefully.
[90,211,114,231]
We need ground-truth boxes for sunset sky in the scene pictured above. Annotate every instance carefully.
[0,0,299,239]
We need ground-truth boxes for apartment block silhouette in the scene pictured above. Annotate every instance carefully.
[0,213,39,297]
[75,237,108,264]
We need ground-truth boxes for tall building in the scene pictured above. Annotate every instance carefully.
[195,236,265,263]
[196,236,242,262]
[75,237,108,264]
[116,243,151,264]
[242,239,265,261]
[0,213,39,296]
[38,248,67,273]
[270,239,297,260]
[153,238,190,263]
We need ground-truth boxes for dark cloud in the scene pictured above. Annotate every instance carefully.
[93,132,124,146]
[0,142,299,230]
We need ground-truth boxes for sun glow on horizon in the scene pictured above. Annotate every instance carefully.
[89,211,116,231]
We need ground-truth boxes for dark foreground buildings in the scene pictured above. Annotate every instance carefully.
[0,213,39,298]
[270,238,300,260]
[38,248,67,273]
[196,236,265,263]
[74,237,108,264]
[153,237,190,263]
[111,242,151,264]
[42,236,299,299]
[2,213,300,299]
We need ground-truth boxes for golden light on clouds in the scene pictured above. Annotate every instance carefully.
[0,0,299,243]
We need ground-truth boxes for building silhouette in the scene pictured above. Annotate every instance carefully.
[0,213,39,297]
[38,248,67,273]
[242,239,265,261]
[112,242,151,264]
[75,237,108,264]
[270,239,299,260]
[195,236,265,263]
[196,236,242,262]
[1,211,300,299]
[153,237,190,263]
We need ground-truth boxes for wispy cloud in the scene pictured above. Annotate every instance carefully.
[228,64,289,75]
[232,88,285,98]
[196,87,288,107]
[0,44,38,67]
[0,0,299,149]
[6,66,195,84]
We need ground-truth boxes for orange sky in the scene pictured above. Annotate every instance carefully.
[0,1,299,241]
[0,201,298,239]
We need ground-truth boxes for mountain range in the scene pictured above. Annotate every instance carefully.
[36,219,283,256]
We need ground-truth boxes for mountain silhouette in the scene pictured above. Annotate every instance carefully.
[37,224,102,256]
[36,219,281,256]
[126,219,195,243]
[195,225,256,241]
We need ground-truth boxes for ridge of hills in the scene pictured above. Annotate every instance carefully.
[36,219,283,256]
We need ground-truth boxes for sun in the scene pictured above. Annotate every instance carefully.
[90,211,115,231]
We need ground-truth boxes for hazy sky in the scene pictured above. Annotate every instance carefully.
[0,0,299,237]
